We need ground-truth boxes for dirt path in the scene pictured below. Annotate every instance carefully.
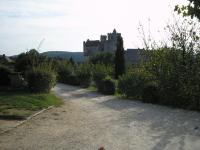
[1,83,200,150]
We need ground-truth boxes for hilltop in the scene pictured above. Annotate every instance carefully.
[42,51,85,62]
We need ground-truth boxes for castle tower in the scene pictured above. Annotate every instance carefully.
[100,35,107,42]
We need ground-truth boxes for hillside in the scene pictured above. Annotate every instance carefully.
[42,51,85,62]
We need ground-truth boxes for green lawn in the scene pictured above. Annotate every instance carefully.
[86,85,97,92]
[0,91,63,119]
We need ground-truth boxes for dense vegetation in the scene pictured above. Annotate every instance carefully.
[1,1,200,113]
[0,49,62,119]
[52,17,200,111]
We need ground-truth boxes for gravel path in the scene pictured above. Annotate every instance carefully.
[1,83,200,150]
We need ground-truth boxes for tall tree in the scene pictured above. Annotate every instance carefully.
[69,57,75,65]
[115,36,125,79]
[175,0,200,20]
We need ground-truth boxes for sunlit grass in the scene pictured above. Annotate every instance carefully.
[0,91,63,119]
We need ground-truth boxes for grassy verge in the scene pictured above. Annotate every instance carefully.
[86,85,97,92]
[0,91,63,120]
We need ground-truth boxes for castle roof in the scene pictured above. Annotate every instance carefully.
[85,40,100,47]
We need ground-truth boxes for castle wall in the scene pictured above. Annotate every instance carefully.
[103,40,116,53]
[84,46,100,56]
[84,29,121,56]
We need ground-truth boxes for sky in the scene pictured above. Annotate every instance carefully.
[0,0,188,56]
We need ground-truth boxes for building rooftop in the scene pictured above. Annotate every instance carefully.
[84,40,100,47]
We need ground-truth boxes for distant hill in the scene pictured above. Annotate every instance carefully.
[42,51,85,62]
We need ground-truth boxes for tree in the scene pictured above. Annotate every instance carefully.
[15,49,49,73]
[89,52,114,66]
[175,0,200,20]
[69,57,75,65]
[115,36,125,79]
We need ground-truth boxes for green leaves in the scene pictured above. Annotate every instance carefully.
[175,0,200,20]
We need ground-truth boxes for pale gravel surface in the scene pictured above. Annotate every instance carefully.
[0,83,200,150]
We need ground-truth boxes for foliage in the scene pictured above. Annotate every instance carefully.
[89,52,114,66]
[93,64,114,90]
[0,64,13,86]
[56,60,74,83]
[76,63,92,87]
[67,73,80,86]
[118,70,152,98]
[115,36,125,79]
[141,81,159,103]
[15,49,50,73]
[100,76,116,95]
[69,57,75,65]
[175,0,200,20]
[26,65,56,93]
[140,19,200,109]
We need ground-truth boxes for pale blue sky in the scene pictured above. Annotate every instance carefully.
[0,0,187,56]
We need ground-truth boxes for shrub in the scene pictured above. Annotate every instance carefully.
[67,73,80,86]
[100,76,116,95]
[141,82,159,103]
[0,64,13,86]
[56,62,74,83]
[9,72,27,88]
[89,52,114,66]
[93,64,113,89]
[76,63,92,87]
[15,49,40,73]
[26,67,56,93]
[118,70,152,98]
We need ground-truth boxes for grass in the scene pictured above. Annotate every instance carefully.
[0,90,63,119]
[86,85,97,92]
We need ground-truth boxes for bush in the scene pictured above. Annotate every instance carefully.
[141,82,159,103]
[76,63,92,87]
[100,76,116,95]
[9,72,27,88]
[118,73,141,98]
[56,61,74,83]
[118,70,152,98]
[26,67,56,93]
[15,49,40,73]
[89,52,114,66]
[93,64,113,89]
[0,64,13,86]
[67,73,80,86]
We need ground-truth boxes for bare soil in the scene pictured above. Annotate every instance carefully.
[0,83,200,150]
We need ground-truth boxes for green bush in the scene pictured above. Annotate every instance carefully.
[89,52,114,66]
[93,64,113,89]
[141,82,159,103]
[100,76,116,95]
[67,73,80,86]
[26,67,56,93]
[118,70,151,98]
[76,63,92,87]
[118,68,153,99]
[56,61,74,83]
[0,64,13,86]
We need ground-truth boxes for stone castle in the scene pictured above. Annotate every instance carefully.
[83,29,142,63]
[83,29,121,56]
